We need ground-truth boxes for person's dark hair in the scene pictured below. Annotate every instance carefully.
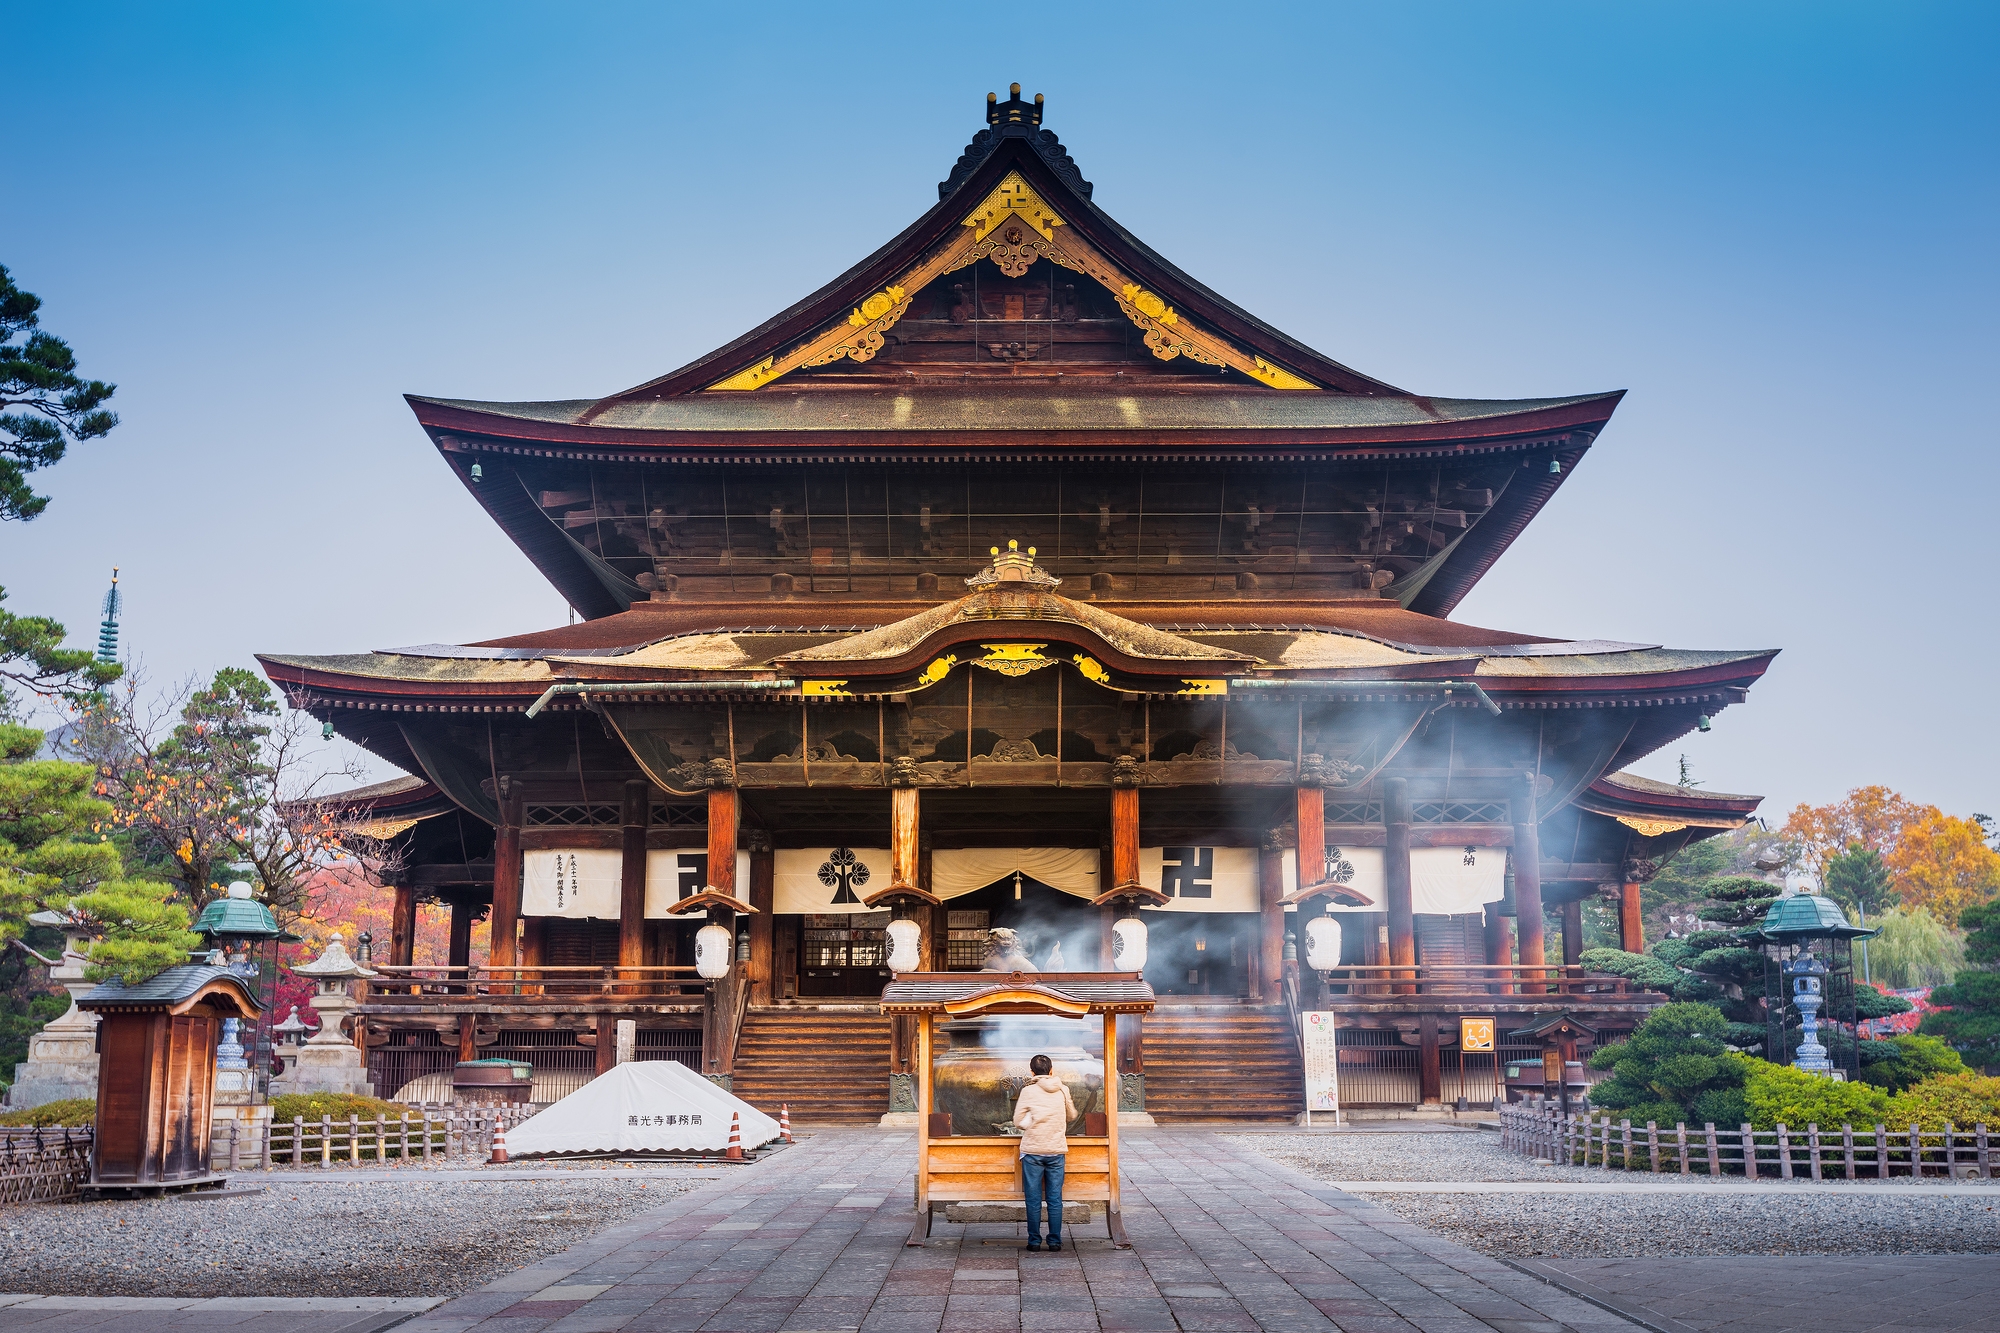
[1029,1054,1053,1076]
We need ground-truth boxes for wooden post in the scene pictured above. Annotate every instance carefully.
[1110,786,1140,892]
[1417,1012,1442,1107]
[1777,1123,1793,1179]
[1705,1122,1720,1176]
[457,1013,477,1064]
[1098,839,1115,968]
[520,915,545,995]
[1842,1123,1856,1180]
[1561,899,1584,967]
[595,1020,616,1076]
[490,785,523,971]
[1384,778,1415,994]
[747,831,775,1004]
[890,785,920,892]
[708,787,739,897]
[1257,831,1285,1004]
[1295,781,1325,896]
[1484,903,1513,997]
[447,899,473,974]
[1104,1009,1121,1222]
[1619,880,1644,952]
[914,1012,932,1229]
[391,884,418,969]
[1512,775,1546,992]
[619,780,649,983]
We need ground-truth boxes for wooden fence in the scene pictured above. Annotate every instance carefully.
[1499,1102,1994,1180]
[209,1104,539,1171]
[0,1126,92,1204]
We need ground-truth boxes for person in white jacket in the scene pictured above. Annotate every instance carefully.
[1012,1054,1078,1251]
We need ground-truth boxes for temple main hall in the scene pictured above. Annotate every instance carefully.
[261,87,1771,1122]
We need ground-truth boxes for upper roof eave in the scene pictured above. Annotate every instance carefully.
[585,133,1399,405]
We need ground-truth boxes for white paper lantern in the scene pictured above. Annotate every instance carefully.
[1111,915,1148,973]
[885,918,922,974]
[1304,914,1343,971]
[694,923,734,979]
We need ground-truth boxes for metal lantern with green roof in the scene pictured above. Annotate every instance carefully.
[191,882,300,1086]
[1757,887,1878,1078]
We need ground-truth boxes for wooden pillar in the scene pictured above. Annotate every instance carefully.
[707,786,739,897]
[520,916,546,995]
[1484,903,1513,996]
[1561,899,1584,967]
[390,885,417,968]
[619,780,649,980]
[1110,786,1140,892]
[1418,1012,1442,1106]
[747,831,775,1004]
[1295,783,1325,893]
[922,835,944,972]
[1620,880,1644,952]
[1384,778,1415,994]
[1513,774,1546,992]
[1257,831,1285,1004]
[594,1020,616,1076]
[890,785,920,891]
[489,785,523,971]
[1098,838,1115,968]
[447,898,473,972]
[457,1013,476,1064]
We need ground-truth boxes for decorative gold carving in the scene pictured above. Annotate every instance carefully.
[1615,816,1689,837]
[1251,356,1316,390]
[1176,679,1229,696]
[850,286,908,326]
[1071,654,1111,685]
[915,655,959,689]
[964,539,1061,588]
[800,679,853,697]
[803,285,912,367]
[708,356,778,391]
[973,643,1056,677]
[963,173,1064,241]
[1120,284,1177,326]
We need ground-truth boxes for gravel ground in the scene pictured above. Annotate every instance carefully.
[1233,1129,2000,1256]
[0,1168,709,1298]
[1367,1192,2000,1256]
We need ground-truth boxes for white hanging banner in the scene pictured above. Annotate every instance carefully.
[930,848,1100,901]
[1411,845,1506,915]
[523,848,750,919]
[1279,846,1503,915]
[1281,846,1388,912]
[774,847,895,915]
[1138,846,1261,913]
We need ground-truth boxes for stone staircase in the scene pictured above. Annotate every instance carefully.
[1141,1004,1303,1123]
[730,1007,892,1125]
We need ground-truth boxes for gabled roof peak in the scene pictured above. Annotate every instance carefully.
[941,86,1092,201]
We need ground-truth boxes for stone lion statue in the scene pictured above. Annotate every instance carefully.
[979,927,1038,973]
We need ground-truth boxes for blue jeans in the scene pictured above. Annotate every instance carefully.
[1020,1153,1066,1244]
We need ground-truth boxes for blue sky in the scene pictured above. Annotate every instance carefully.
[3,2,1994,821]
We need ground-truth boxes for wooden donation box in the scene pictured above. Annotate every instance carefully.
[881,971,1154,1247]
[78,964,262,1194]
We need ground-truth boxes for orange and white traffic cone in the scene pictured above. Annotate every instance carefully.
[490,1121,509,1165]
[779,1104,792,1143]
[726,1111,743,1160]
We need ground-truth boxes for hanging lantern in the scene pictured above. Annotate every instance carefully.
[1304,912,1343,971]
[694,923,733,979]
[885,918,921,974]
[1111,914,1148,973]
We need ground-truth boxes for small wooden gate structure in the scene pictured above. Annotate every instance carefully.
[78,964,261,1195]
[880,971,1154,1247]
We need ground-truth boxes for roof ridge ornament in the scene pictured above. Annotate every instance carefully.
[965,539,1061,589]
[988,84,1043,127]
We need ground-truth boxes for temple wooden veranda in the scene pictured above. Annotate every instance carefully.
[263,87,1771,1121]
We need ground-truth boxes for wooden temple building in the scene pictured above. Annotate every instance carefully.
[261,88,1771,1121]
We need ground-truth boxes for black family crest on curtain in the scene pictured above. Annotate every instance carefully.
[819,848,870,906]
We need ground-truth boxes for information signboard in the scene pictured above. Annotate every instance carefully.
[1302,1011,1340,1126]
[1460,1017,1495,1053]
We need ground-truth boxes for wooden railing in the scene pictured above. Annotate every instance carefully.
[0,1126,91,1204]
[209,1104,538,1171]
[1313,964,1642,999]
[1499,1102,1995,1179]
[362,964,706,1003]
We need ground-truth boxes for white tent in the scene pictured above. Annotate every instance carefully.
[505,1060,782,1157]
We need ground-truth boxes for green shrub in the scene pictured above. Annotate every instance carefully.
[0,1098,95,1127]
[266,1092,445,1161]
[1688,1087,1750,1128]
[1587,1003,1748,1125]
[1579,947,1681,991]
[1744,1061,1890,1129]
[1883,1072,2000,1130]
[1858,1034,1965,1092]
[268,1092,414,1123]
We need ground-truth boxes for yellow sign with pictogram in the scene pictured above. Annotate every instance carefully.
[1460,1017,1496,1052]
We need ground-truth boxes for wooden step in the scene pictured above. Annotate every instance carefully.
[730,1010,893,1126]
[1142,1007,1302,1123]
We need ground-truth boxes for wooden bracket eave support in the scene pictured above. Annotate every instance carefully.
[1282,881,1374,910]
[863,883,943,911]
[1090,884,1170,910]
[664,891,758,918]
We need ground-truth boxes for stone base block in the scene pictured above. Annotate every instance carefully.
[1116,1112,1157,1127]
[944,1200,1098,1223]
[5,1064,99,1110]
[879,1112,920,1128]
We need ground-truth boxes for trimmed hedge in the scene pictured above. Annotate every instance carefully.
[0,1098,95,1127]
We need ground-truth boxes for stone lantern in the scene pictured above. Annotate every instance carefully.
[269,935,377,1097]
[1758,889,1877,1078]
[4,908,101,1109]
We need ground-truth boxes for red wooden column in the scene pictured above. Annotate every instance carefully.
[489,785,523,972]
[1484,903,1514,996]
[1256,830,1285,1003]
[390,885,417,968]
[1384,777,1416,994]
[1561,899,1584,967]
[747,831,775,1004]
[619,780,650,984]
[708,786,739,896]
[1418,1012,1443,1106]
[1513,774,1547,993]
[1097,839,1115,967]
[1620,880,1645,952]
[1110,786,1140,894]
[890,786,920,893]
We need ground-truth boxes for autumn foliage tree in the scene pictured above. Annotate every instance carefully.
[1784,786,2000,925]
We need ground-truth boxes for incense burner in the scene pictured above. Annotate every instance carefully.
[931,1016,1104,1136]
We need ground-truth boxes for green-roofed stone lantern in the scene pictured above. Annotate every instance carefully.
[191,882,298,1094]
[1756,886,1879,1078]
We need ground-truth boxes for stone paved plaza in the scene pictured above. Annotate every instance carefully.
[2,1129,1994,1333]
